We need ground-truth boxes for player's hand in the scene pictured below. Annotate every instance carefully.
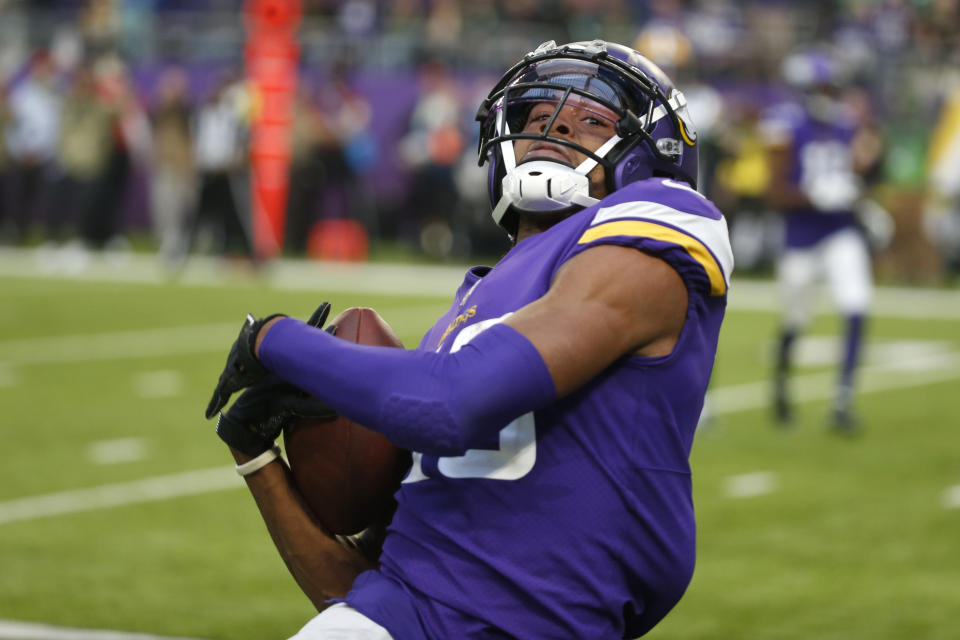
[205,314,284,419]
[205,302,334,420]
[216,373,337,457]
[801,171,862,212]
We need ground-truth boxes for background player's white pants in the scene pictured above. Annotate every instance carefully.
[288,603,396,640]
[777,228,873,328]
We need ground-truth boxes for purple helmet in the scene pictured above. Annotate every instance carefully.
[781,47,849,90]
[476,39,699,236]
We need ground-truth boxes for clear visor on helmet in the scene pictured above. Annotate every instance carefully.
[503,90,620,138]
[492,58,648,135]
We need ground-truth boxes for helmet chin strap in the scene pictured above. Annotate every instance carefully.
[491,130,622,227]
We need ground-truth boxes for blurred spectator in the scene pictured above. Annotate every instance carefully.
[0,81,10,237]
[77,54,149,251]
[149,66,195,266]
[452,75,511,258]
[2,51,61,244]
[286,65,378,258]
[397,57,464,257]
[712,104,777,272]
[187,74,254,261]
[49,64,115,245]
[80,0,121,60]
[284,83,334,256]
[924,82,960,277]
[322,66,378,233]
[424,0,463,55]
[632,0,694,75]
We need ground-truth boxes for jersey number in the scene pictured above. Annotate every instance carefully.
[402,314,537,483]
[800,140,853,183]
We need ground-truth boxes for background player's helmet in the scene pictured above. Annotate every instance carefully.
[780,45,852,123]
[781,46,848,91]
[476,39,699,236]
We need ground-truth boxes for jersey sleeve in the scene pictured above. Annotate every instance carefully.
[566,188,734,299]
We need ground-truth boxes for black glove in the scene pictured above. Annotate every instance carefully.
[216,373,336,457]
[204,301,333,420]
[306,302,334,331]
[205,302,335,420]
[205,313,283,419]
[205,302,334,419]
[212,301,336,456]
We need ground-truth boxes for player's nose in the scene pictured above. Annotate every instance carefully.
[540,120,571,136]
[539,109,573,137]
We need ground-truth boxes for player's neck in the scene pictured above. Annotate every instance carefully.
[514,212,573,243]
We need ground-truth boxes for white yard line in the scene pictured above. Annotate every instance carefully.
[943,486,960,509]
[707,357,960,415]
[728,279,960,320]
[0,248,465,298]
[87,438,148,465]
[2,247,959,319]
[709,332,960,414]
[0,324,241,365]
[0,620,209,640]
[723,471,778,498]
[0,468,240,526]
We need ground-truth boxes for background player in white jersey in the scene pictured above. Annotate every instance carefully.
[205,40,733,639]
[762,47,884,434]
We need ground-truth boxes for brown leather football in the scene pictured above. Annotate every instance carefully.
[283,307,411,535]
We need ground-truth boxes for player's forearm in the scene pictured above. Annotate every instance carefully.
[766,146,810,210]
[767,179,810,210]
[230,449,374,608]
[257,318,556,456]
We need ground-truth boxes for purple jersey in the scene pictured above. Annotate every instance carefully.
[763,101,860,248]
[346,178,733,639]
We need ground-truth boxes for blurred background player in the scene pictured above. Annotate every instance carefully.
[761,46,886,434]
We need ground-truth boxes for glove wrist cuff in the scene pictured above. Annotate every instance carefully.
[248,314,287,361]
[216,412,275,458]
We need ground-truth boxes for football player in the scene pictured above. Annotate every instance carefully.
[206,40,733,639]
[762,48,881,434]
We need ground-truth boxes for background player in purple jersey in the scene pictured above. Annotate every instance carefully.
[205,40,733,639]
[761,47,885,434]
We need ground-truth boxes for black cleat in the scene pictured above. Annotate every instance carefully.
[830,405,860,436]
[830,386,860,436]
[773,380,793,426]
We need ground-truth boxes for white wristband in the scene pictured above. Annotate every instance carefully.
[235,445,281,477]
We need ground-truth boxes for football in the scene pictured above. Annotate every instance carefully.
[283,307,412,536]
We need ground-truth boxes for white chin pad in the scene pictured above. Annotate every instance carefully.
[500,161,597,213]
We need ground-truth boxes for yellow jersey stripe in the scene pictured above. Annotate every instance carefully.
[578,220,727,295]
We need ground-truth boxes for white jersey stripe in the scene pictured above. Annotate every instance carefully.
[589,200,734,288]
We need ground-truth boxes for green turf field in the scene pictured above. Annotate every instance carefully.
[1,251,958,639]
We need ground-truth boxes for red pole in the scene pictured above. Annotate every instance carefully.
[244,0,301,259]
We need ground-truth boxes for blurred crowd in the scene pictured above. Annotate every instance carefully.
[0,0,959,282]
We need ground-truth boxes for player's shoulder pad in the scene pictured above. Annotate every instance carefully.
[576,178,734,296]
